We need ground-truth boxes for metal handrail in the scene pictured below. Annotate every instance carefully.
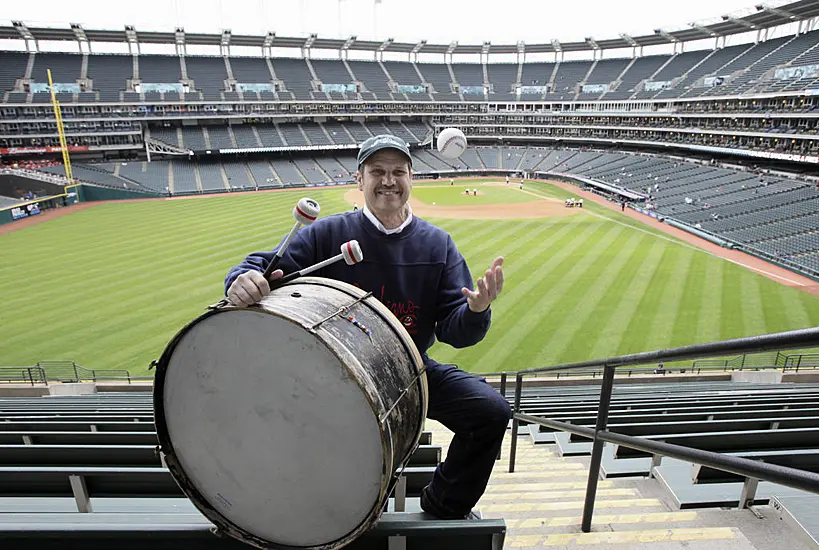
[508,326,819,533]
[517,413,819,495]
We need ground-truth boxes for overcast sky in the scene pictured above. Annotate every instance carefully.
[3,0,783,44]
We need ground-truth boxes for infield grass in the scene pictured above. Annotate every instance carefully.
[411,185,538,206]
[2,180,818,375]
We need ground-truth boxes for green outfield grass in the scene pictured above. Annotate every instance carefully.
[411,185,538,206]
[2,182,819,376]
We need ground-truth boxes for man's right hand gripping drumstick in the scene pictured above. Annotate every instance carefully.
[227,269,282,307]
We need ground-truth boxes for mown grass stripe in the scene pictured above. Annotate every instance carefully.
[592,238,668,359]
[740,269,768,337]
[696,257,724,345]
[617,245,678,355]
[532,228,641,366]
[566,233,653,362]
[431,218,591,365]
[720,261,746,340]
[477,223,624,370]
[435,219,604,367]
[670,251,706,348]
[642,247,695,352]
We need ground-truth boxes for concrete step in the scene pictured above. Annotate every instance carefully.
[424,420,811,549]
[504,528,751,549]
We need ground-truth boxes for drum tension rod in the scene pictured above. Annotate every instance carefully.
[308,292,373,332]
[378,366,428,425]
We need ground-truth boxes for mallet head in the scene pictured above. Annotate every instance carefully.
[341,240,363,265]
[293,198,320,226]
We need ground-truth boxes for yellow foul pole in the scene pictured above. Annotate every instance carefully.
[47,68,74,184]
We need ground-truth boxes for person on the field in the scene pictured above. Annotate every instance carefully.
[225,134,510,521]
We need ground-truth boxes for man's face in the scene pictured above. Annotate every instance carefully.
[357,149,412,218]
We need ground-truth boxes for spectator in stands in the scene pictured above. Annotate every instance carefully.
[225,134,510,521]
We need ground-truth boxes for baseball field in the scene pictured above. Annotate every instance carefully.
[2,178,818,375]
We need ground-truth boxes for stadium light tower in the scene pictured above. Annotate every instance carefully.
[721,14,761,42]
[342,35,356,59]
[176,28,187,57]
[551,39,562,62]
[70,23,89,54]
[619,33,640,58]
[124,25,139,55]
[446,40,458,64]
[755,3,802,33]
[12,21,36,52]
[585,37,599,59]
[481,41,491,65]
[263,32,276,57]
[377,37,392,61]
[654,28,680,54]
[411,39,426,62]
[755,3,797,20]
[303,33,318,59]
[220,30,231,57]
[688,22,719,49]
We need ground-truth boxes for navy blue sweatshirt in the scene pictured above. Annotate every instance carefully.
[224,209,491,364]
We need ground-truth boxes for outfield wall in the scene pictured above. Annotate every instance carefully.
[1,183,161,226]
[76,184,161,202]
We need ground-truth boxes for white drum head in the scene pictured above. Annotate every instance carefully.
[163,309,384,547]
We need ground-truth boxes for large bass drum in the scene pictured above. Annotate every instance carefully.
[152,277,428,550]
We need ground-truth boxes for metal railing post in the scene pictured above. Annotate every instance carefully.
[581,365,616,533]
[497,372,508,461]
[508,373,524,473]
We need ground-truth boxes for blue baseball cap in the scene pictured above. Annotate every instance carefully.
[357,134,412,168]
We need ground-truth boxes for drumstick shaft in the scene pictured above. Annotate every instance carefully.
[270,253,344,288]
[276,223,300,258]
[263,222,300,279]
[301,252,343,275]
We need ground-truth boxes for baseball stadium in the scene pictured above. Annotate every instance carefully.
[2,0,819,548]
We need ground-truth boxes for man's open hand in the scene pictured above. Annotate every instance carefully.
[462,256,504,313]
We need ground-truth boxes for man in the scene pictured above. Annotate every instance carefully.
[225,134,511,520]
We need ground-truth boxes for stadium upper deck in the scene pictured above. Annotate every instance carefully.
[3,1,819,105]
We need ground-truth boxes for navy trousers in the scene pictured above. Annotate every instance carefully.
[420,359,512,518]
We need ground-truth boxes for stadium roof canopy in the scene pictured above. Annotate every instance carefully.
[3,0,819,54]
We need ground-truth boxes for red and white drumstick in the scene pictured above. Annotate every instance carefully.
[272,240,363,287]
[263,198,320,281]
